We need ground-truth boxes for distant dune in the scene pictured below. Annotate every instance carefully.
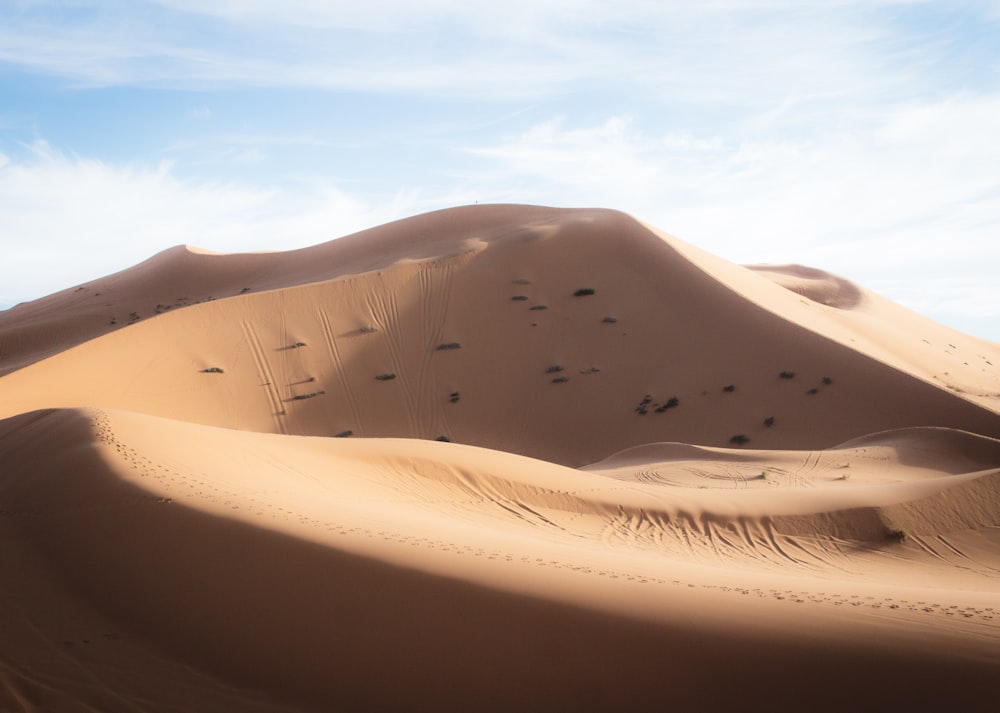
[2,205,999,712]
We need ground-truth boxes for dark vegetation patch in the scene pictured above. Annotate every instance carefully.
[449,391,460,403]
[822,376,833,385]
[886,525,908,542]
[291,390,326,401]
[573,288,595,297]
[722,384,736,393]
[806,387,819,395]
[511,295,529,301]
[201,367,225,374]
[763,416,775,427]
[529,305,548,311]
[435,342,462,351]
[601,316,618,323]
[375,373,397,381]
[654,397,680,413]
[546,365,565,374]
[635,395,653,415]
[435,435,452,442]
[335,430,353,438]
[551,376,570,383]
[729,434,750,446]
[779,371,796,379]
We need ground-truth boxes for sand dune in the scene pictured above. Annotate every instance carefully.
[1,205,999,711]
[1,207,998,464]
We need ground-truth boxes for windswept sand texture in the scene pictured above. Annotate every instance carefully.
[2,205,999,711]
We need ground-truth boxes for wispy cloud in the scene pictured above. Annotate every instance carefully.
[1,0,986,104]
[0,141,417,307]
[1,1,998,340]
[464,95,1000,337]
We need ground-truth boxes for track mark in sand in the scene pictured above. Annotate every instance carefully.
[312,520,1000,628]
[416,260,456,438]
[318,308,364,433]
[758,519,816,567]
[366,287,420,435]
[908,535,1000,577]
[241,321,287,434]
[791,450,822,486]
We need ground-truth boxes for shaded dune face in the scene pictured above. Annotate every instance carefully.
[2,205,1000,712]
[2,408,1000,713]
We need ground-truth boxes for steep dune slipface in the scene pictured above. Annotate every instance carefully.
[1,205,1000,712]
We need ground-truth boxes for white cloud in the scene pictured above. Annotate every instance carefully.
[1,1,997,342]
[463,96,1000,340]
[0,0,974,104]
[0,142,416,308]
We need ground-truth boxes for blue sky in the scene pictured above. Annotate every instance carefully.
[1,0,998,341]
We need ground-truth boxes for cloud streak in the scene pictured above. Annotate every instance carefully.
[2,0,988,105]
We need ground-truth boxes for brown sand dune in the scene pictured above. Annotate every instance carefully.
[0,205,553,376]
[0,206,998,466]
[1,204,999,711]
[2,407,999,711]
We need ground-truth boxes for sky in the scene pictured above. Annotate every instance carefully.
[1,0,998,341]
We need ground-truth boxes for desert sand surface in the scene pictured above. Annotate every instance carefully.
[2,204,999,711]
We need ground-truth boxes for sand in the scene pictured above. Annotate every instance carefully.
[1,204,999,711]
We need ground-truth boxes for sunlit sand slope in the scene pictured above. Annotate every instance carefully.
[2,205,999,712]
[1,207,998,467]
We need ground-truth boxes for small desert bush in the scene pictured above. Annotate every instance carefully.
[654,397,680,413]
[573,288,595,297]
[886,525,908,542]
